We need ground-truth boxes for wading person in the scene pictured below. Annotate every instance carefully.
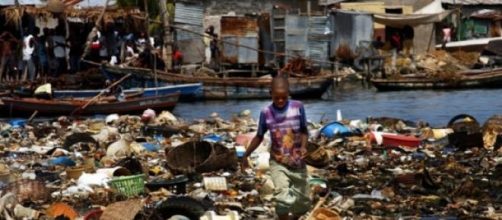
[241,76,311,220]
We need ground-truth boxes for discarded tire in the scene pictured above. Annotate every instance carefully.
[63,132,98,150]
[152,196,209,220]
[165,141,237,174]
[114,157,144,175]
[447,114,483,149]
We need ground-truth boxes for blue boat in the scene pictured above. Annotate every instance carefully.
[53,83,202,101]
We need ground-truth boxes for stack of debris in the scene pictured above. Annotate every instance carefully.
[0,110,500,219]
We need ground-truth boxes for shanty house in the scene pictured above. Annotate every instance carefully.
[442,0,502,40]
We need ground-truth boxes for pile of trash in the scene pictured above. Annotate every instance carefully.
[386,50,481,79]
[0,110,500,219]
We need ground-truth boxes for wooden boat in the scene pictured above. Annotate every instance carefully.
[371,68,502,91]
[53,83,202,100]
[1,93,179,117]
[436,37,502,53]
[102,65,335,100]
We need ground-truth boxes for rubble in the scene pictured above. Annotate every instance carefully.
[0,110,500,219]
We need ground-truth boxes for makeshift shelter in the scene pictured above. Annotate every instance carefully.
[373,0,450,28]
[329,10,374,59]
[371,0,450,54]
[220,16,259,65]
[281,14,331,68]
[174,1,205,64]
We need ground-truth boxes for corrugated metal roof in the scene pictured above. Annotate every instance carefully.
[442,0,502,5]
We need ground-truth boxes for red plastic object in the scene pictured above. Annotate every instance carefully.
[370,132,421,149]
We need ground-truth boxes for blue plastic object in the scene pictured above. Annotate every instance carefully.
[141,142,160,152]
[9,119,27,128]
[411,152,426,160]
[49,156,76,167]
[202,134,223,143]
[319,121,352,138]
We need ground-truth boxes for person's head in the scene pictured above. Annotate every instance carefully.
[207,25,215,33]
[270,75,289,108]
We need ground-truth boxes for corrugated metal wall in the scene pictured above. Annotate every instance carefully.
[174,2,205,64]
[308,16,330,67]
[220,16,259,64]
[330,10,374,58]
[285,14,309,58]
[283,14,331,67]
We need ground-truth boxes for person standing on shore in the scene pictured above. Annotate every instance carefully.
[442,23,452,50]
[21,30,37,81]
[241,76,311,220]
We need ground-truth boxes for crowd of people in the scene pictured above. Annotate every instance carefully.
[0,23,171,82]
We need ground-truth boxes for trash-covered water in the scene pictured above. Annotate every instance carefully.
[174,86,502,126]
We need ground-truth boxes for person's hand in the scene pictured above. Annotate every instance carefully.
[240,156,249,172]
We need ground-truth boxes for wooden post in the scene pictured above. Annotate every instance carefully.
[14,0,24,81]
[427,24,434,52]
[81,0,110,60]
[307,0,311,17]
[159,0,173,71]
[143,0,152,51]
[14,0,24,37]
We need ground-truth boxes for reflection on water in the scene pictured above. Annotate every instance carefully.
[2,83,500,127]
[174,85,502,126]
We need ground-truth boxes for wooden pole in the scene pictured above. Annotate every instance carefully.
[427,24,434,52]
[143,0,152,51]
[159,0,173,71]
[14,0,24,82]
[14,0,24,37]
[80,0,110,60]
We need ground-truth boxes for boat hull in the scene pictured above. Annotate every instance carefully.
[2,93,179,117]
[53,83,202,101]
[102,65,334,100]
[372,68,502,91]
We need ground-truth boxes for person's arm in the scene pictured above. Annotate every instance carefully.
[241,112,267,170]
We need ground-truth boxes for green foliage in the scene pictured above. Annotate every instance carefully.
[116,0,175,34]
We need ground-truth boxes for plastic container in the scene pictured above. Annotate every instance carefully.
[109,174,145,197]
[9,119,27,128]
